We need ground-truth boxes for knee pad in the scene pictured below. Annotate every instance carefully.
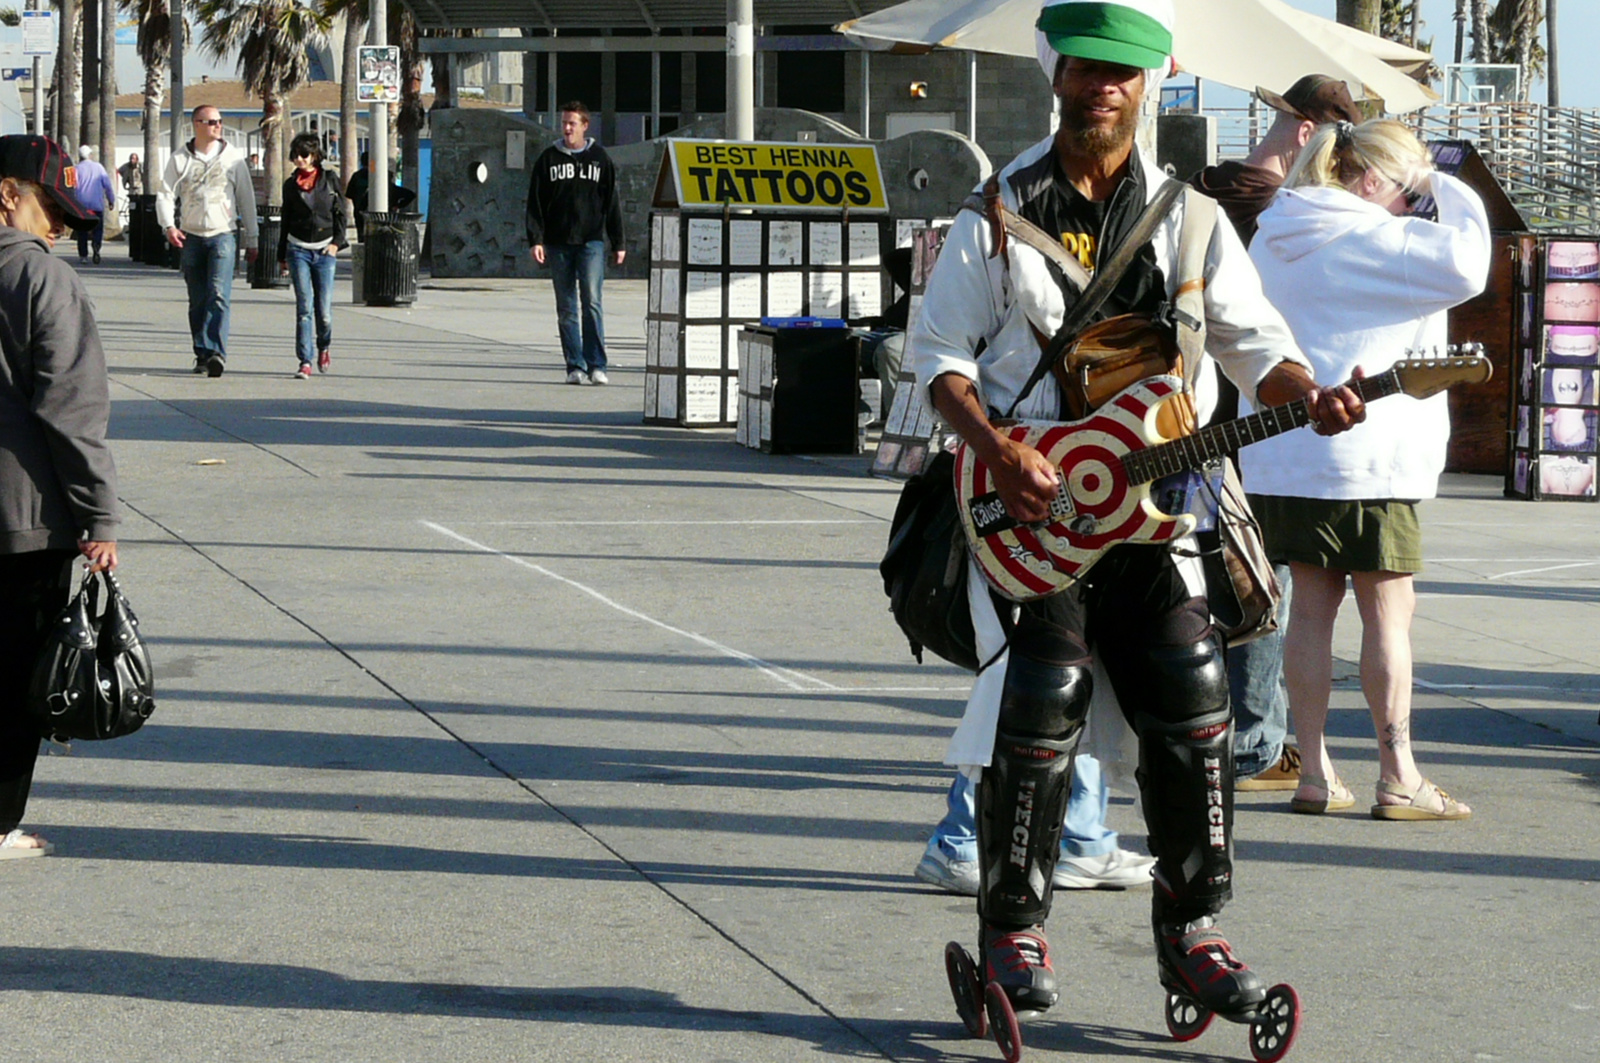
[1135,708,1234,924]
[978,728,1077,927]
[997,657,1093,740]
[1127,634,1229,728]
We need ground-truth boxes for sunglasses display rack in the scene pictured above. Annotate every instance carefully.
[1507,236,1600,501]
[871,222,951,481]
[643,210,889,428]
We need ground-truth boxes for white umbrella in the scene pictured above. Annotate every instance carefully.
[838,0,1439,113]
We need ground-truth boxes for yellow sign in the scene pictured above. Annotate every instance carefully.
[661,139,888,213]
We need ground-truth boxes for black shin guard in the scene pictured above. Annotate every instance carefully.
[1137,707,1235,925]
[977,657,1091,927]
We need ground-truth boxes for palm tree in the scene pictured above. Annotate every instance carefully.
[318,0,366,205]
[120,0,173,191]
[1547,0,1559,106]
[1336,1,1381,34]
[1470,0,1492,62]
[193,0,331,205]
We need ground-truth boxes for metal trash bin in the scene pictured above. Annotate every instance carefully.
[127,195,147,260]
[137,195,169,266]
[250,209,290,289]
[350,244,365,305]
[362,211,420,307]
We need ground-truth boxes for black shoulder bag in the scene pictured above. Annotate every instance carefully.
[28,568,156,742]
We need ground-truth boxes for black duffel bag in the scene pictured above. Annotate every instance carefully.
[879,450,979,671]
[28,569,156,742]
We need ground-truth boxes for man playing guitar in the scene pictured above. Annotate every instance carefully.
[909,0,1366,1036]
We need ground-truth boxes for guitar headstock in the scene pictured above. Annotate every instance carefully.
[1392,343,1492,399]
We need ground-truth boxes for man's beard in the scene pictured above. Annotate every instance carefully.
[1060,96,1141,158]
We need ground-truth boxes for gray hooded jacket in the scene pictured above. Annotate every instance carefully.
[0,226,119,552]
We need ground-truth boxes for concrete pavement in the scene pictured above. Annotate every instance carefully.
[2,247,1595,1062]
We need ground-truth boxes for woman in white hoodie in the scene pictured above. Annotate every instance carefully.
[1244,118,1490,821]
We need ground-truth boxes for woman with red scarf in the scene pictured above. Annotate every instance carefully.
[278,133,348,379]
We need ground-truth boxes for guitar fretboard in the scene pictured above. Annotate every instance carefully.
[1119,369,1403,485]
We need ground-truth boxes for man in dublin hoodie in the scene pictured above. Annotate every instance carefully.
[526,101,625,386]
[156,106,259,378]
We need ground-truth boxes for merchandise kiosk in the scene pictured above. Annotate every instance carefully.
[1508,235,1600,500]
[645,140,891,428]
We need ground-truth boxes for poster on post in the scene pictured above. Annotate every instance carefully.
[357,45,401,102]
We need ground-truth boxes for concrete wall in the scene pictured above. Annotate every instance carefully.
[428,106,990,281]
[841,51,1054,172]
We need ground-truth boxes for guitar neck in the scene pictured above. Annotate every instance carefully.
[1124,368,1402,485]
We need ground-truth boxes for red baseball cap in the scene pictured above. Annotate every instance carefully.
[0,135,99,231]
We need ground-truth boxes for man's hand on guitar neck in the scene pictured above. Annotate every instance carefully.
[930,373,1060,523]
[1258,362,1368,436]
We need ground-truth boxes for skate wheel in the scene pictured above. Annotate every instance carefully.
[1164,991,1214,1042]
[943,941,987,1038]
[1249,984,1301,1063]
[983,981,1024,1063]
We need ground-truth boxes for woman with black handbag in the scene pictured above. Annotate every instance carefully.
[0,135,120,859]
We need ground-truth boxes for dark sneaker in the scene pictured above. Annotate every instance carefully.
[206,355,225,378]
[1237,744,1302,792]
[1156,917,1266,1018]
[92,252,101,264]
[317,349,331,373]
[983,923,1058,1014]
[192,361,206,375]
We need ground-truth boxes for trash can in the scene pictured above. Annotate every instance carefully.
[126,196,146,260]
[362,211,420,307]
[136,195,168,266]
[250,209,290,289]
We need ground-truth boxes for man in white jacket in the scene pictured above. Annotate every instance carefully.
[909,0,1366,1026]
[156,106,259,378]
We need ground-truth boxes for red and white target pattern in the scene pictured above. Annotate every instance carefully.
[955,375,1195,601]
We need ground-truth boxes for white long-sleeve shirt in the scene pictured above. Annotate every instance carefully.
[1242,171,1491,500]
[155,139,260,249]
[909,137,1310,424]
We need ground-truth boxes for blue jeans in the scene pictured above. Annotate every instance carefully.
[287,245,336,366]
[928,754,1118,863]
[180,231,236,363]
[546,240,607,373]
[1228,563,1293,778]
[76,218,104,258]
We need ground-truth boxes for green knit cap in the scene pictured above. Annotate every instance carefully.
[1036,0,1174,71]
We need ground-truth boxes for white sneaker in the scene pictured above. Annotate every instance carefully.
[565,369,589,385]
[914,847,979,896]
[588,369,609,386]
[1052,848,1156,890]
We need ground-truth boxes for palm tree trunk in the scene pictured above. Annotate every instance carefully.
[1470,0,1491,62]
[1336,1,1381,33]
[98,0,116,172]
[81,0,98,150]
[264,91,285,206]
[341,13,365,197]
[143,61,163,192]
[57,0,78,151]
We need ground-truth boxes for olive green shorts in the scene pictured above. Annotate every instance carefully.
[1248,495,1424,574]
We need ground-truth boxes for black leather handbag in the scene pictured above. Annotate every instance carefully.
[880,451,979,672]
[28,569,156,742]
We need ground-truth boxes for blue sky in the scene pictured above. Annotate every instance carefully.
[1283,0,1597,107]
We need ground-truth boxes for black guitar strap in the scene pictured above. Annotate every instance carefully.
[1005,177,1190,419]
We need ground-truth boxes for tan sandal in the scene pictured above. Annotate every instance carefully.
[1289,772,1355,815]
[1371,778,1472,821]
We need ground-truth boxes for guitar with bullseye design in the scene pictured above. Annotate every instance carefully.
[955,348,1491,601]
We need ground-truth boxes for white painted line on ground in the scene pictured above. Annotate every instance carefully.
[1488,561,1600,581]
[422,520,840,692]
[1432,557,1600,563]
[1415,680,1592,693]
[461,519,881,526]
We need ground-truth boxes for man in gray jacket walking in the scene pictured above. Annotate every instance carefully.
[156,106,259,377]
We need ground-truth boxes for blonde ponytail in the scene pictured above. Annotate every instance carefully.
[1282,118,1432,195]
